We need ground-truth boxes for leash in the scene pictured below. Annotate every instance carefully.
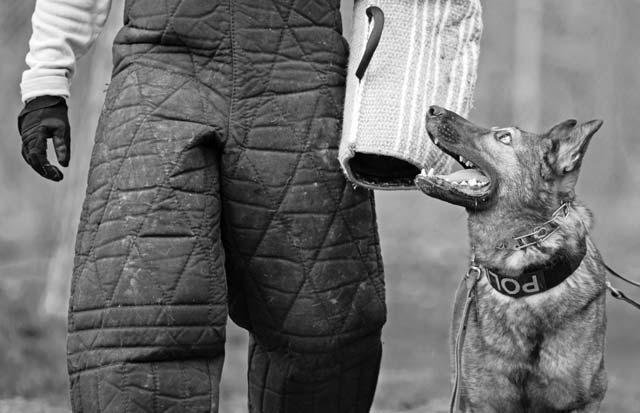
[499,201,640,310]
[450,265,482,413]
[569,200,640,310]
[447,265,640,413]
[447,264,640,413]
[605,263,640,288]
[446,203,640,412]
[604,263,640,310]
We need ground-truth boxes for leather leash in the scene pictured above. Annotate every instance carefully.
[450,265,482,413]
[448,262,640,413]
[571,203,640,310]
[604,263,640,310]
[447,203,640,412]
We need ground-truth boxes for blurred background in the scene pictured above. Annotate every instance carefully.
[1,0,639,412]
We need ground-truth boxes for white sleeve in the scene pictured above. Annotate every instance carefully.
[20,0,113,102]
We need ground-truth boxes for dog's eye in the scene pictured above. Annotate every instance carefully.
[495,130,512,145]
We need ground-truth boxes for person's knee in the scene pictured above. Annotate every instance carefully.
[67,316,227,374]
[250,278,387,352]
[293,330,383,380]
[251,322,384,383]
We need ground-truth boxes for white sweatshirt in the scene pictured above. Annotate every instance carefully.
[20,0,112,102]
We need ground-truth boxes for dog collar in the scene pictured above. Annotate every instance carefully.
[484,238,587,298]
[496,203,570,250]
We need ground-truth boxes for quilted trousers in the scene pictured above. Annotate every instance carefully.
[67,1,386,412]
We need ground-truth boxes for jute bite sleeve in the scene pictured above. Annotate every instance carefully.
[340,0,483,189]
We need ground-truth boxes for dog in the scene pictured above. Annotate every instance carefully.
[415,105,607,412]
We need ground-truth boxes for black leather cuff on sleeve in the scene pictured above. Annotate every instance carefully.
[18,95,68,133]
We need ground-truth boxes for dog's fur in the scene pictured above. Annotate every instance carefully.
[416,106,607,412]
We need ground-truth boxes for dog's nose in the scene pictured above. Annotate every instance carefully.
[427,105,446,118]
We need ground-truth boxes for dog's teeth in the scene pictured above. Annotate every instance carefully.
[459,156,465,163]
[465,161,474,168]
[434,137,440,145]
[460,180,468,186]
[469,178,477,186]
[420,168,436,178]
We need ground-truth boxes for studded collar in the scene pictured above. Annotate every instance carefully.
[481,202,587,298]
[496,203,570,250]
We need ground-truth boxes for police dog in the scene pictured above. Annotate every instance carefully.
[416,106,607,412]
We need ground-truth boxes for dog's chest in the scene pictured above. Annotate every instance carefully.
[468,269,604,359]
[470,276,592,353]
[474,285,551,352]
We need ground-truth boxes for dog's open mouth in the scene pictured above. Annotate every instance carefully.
[420,135,491,194]
[415,118,495,209]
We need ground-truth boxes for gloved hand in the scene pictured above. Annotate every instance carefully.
[17,95,71,181]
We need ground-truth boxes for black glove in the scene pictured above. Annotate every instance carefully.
[17,95,71,181]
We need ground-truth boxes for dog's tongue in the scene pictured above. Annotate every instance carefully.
[443,168,488,183]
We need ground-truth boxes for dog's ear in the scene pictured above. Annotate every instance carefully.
[554,119,602,174]
[546,119,578,140]
[541,119,578,179]
[548,119,603,197]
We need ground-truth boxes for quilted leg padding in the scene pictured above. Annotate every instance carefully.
[69,358,223,412]
[68,64,229,383]
[221,1,387,410]
[69,0,386,411]
[223,0,386,354]
[247,333,381,413]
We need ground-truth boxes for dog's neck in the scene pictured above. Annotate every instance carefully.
[467,200,592,277]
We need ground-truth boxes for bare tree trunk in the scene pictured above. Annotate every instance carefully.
[40,0,124,318]
[512,0,543,130]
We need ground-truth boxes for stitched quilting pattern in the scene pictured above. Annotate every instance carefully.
[69,1,385,411]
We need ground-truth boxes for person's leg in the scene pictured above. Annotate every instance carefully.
[68,62,230,412]
[222,1,386,411]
